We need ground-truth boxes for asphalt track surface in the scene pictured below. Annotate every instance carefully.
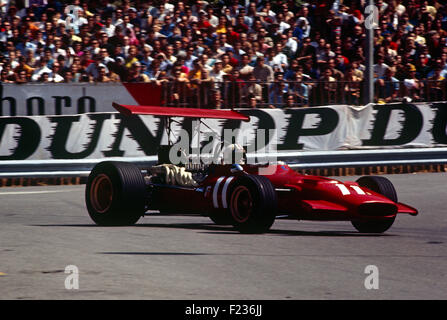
[0,172,446,300]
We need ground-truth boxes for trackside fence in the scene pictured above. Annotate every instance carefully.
[1,148,447,180]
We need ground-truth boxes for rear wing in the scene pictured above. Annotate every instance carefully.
[112,103,250,122]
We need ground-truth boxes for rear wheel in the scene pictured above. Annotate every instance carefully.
[228,175,277,233]
[208,211,233,225]
[351,176,397,233]
[86,161,147,226]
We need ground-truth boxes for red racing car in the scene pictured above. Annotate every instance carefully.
[85,104,418,234]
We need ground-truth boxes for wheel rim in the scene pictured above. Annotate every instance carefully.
[230,185,253,223]
[90,174,113,214]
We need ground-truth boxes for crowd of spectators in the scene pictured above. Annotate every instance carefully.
[1,0,447,107]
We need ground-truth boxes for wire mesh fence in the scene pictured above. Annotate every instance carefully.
[159,79,447,108]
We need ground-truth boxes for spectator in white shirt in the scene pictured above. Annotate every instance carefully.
[161,0,175,15]
[281,30,298,57]
[49,62,65,82]
[206,6,219,27]
[31,57,52,81]
[272,43,288,72]
[276,13,290,34]
[113,8,124,26]
[102,16,116,37]
[373,54,390,79]
[209,59,226,89]
[53,38,67,59]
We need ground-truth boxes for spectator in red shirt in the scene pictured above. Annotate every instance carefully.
[226,24,240,45]
[197,10,211,31]
[234,15,249,34]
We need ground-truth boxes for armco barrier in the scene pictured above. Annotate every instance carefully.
[281,148,447,168]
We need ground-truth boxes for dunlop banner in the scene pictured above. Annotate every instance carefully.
[0,103,446,161]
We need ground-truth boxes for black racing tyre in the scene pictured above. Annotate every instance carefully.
[85,161,147,226]
[208,211,233,225]
[356,176,398,202]
[351,176,397,233]
[228,174,277,233]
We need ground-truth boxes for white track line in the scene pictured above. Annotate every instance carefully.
[0,190,79,195]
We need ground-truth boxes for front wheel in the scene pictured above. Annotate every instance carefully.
[351,176,397,233]
[85,161,147,226]
[351,217,396,234]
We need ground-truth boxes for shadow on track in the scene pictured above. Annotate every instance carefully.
[100,252,210,256]
[32,222,394,237]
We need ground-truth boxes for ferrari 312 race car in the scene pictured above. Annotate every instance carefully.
[85,104,418,234]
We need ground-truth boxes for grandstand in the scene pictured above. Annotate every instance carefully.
[1,0,446,108]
